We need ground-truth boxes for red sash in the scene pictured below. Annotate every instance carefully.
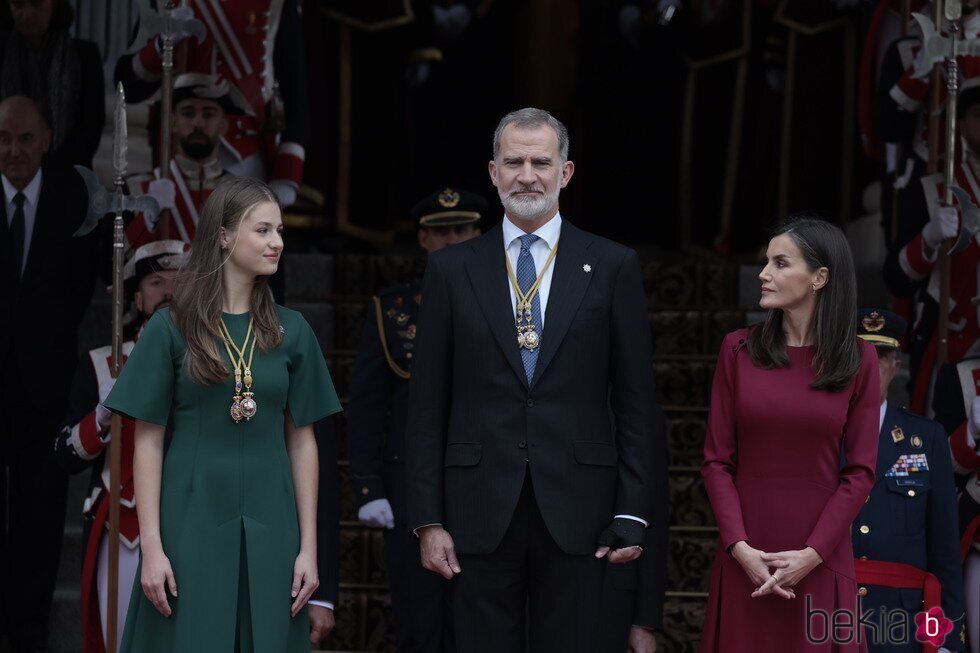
[854,558,943,653]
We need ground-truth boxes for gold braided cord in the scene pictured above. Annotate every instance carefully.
[504,235,560,311]
[219,318,256,375]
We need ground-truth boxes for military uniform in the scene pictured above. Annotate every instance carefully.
[122,73,244,249]
[852,309,966,652]
[346,187,484,652]
[54,241,188,653]
[115,0,309,193]
[934,357,980,653]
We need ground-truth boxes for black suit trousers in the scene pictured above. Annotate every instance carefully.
[449,469,604,653]
[0,365,69,651]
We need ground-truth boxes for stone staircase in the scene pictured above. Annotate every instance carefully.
[48,252,739,652]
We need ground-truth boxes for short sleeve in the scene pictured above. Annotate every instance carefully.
[103,311,176,426]
[287,316,341,427]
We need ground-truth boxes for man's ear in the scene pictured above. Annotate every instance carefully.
[560,160,574,188]
[488,159,498,187]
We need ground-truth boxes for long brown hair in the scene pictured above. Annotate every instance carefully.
[171,177,283,384]
[747,215,862,392]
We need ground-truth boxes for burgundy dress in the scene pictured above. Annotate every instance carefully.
[699,329,879,652]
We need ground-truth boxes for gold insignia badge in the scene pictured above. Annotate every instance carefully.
[862,311,886,333]
[891,426,904,443]
[438,188,461,208]
[911,435,923,449]
[396,313,409,326]
[407,324,417,339]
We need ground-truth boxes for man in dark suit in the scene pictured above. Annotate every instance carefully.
[406,107,664,652]
[598,403,669,653]
[852,309,966,652]
[0,95,99,651]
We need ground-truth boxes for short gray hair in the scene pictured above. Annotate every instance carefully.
[492,107,570,163]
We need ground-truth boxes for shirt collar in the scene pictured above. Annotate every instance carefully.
[2,168,42,208]
[502,212,562,250]
[879,400,888,431]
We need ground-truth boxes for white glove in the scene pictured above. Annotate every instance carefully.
[358,498,395,529]
[968,396,980,448]
[433,3,472,41]
[269,179,297,208]
[922,206,959,249]
[95,378,116,431]
[147,178,177,212]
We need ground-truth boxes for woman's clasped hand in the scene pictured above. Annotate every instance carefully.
[730,540,823,600]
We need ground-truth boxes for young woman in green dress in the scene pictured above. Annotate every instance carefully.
[104,177,341,651]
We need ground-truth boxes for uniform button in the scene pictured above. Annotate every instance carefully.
[859,525,870,534]
[406,352,413,359]
[518,440,527,449]
[907,489,916,497]
[526,398,534,407]
[392,455,399,461]
[361,487,369,495]
[859,555,868,560]
[858,587,868,597]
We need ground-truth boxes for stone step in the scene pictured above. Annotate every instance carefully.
[322,589,707,653]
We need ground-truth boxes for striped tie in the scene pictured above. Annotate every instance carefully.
[516,234,541,382]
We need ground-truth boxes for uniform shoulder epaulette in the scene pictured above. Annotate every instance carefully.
[897,406,941,429]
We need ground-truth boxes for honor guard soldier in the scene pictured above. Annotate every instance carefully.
[54,240,188,653]
[933,358,980,653]
[852,308,966,652]
[885,79,980,414]
[115,0,309,207]
[347,187,484,653]
[125,73,245,248]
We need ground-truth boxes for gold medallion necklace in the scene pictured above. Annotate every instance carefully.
[219,317,258,423]
[504,236,559,352]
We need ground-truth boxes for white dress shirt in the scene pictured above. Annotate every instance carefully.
[502,212,562,325]
[3,169,42,277]
[879,400,887,432]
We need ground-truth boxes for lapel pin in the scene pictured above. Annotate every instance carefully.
[891,426,904,443]
[583,264,592,273]
[911,435,922,449]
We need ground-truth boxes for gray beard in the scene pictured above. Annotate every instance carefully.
[499,187,561,221]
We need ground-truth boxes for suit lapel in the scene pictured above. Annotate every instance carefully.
[530,221,595,387]
[875,404,902,483]
[464,225,529,389]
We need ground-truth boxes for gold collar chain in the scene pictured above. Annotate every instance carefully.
[219,317,258,423]
[504,235,559,351]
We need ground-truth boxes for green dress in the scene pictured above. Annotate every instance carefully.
[103,306,341,652]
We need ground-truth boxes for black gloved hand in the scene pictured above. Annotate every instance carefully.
[596,517,645,550]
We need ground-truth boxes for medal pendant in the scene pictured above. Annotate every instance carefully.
[230,397,243,423]
[522,329,540,351]
[517,329,527,348]
[240,392,257,420]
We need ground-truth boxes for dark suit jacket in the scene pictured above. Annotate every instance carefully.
[406,220,661,556]
[597,400,670,650]
[0,163,98,415]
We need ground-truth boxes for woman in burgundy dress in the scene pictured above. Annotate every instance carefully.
[700,217,880,652]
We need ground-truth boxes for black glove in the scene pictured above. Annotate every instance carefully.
[596,517,645,550]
